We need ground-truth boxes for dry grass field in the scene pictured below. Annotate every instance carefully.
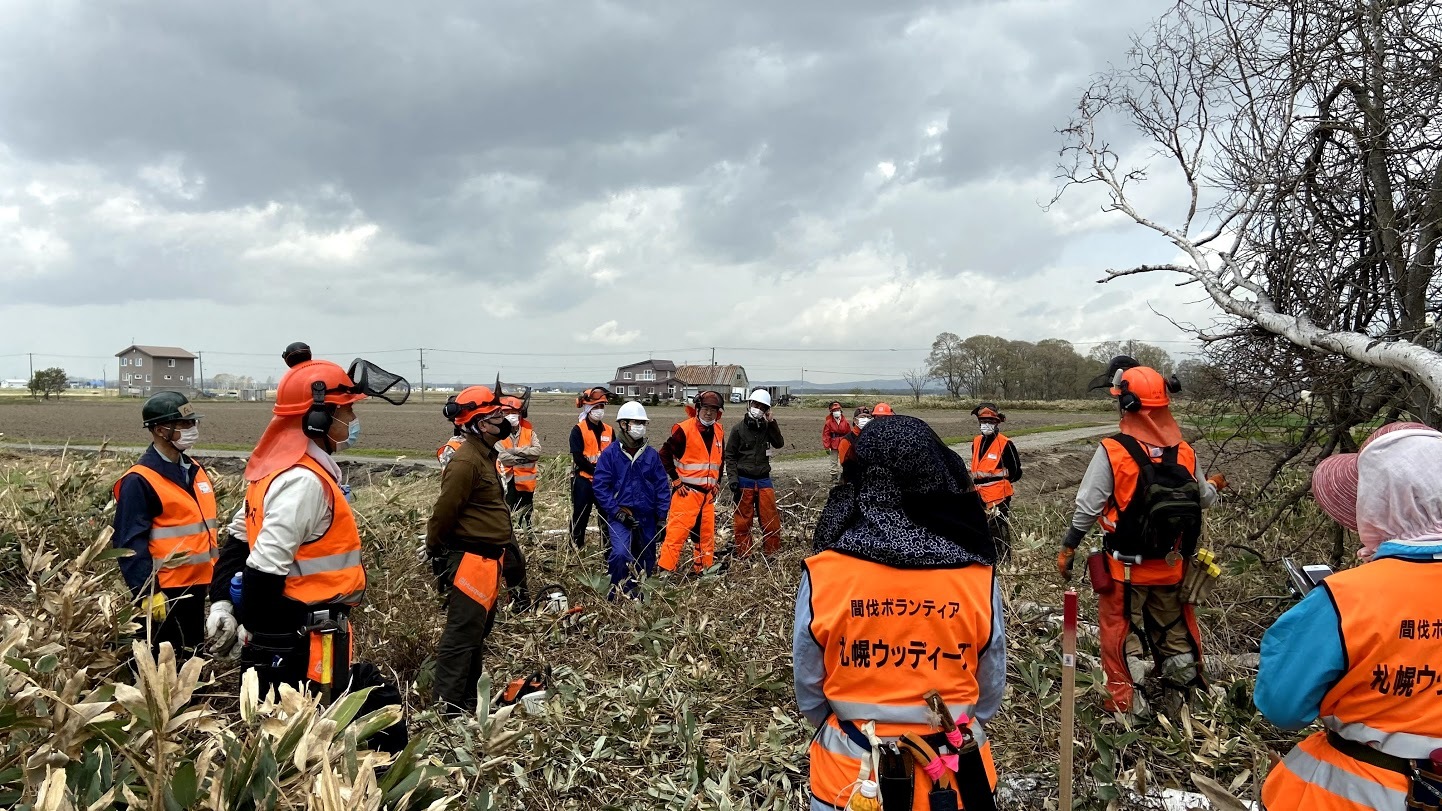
[0,394,1110,459]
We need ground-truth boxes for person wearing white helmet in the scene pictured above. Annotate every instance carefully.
[724,389,786,557]
[591,401,671,598]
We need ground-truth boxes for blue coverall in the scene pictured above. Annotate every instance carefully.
[591,440,671,598]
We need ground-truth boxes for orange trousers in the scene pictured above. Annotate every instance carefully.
[733,481,780,556]
[1097,581,1203,713]
[658,487,715,573]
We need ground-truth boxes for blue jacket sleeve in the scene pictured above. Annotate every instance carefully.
[1255,586,1347,730]
[975,577,1007,723]
[792,570,830,727]
[646,449,671,518]
[591,446,620,519]
[111,472,156,595]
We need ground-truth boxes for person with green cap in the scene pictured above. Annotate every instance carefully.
[111,390,221,656]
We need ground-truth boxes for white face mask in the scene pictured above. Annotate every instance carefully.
[588,409,605,423]
[856,417,872,429]
[747,407,764,420]
[506,414,520,428]
[170,426,200,451]
[333,417,361,452]
[831,410,842,419]
[628,423,647,440]
[699,415,716,427]
[980,423,997,436]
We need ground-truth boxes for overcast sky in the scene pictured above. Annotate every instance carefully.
[0,0,1219,386]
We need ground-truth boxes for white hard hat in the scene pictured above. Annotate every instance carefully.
[748,389,772,407]
[617,400,648,422]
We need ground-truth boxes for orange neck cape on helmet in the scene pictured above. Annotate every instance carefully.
[246,360,366,482]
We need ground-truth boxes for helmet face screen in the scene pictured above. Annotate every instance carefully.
[347,359,410,405]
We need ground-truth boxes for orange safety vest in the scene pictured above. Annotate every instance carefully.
[577,422,614,480]
[675,418,722,490]
[970,434,1015,507]
[804,550,998,810]
[837,429,860,467]
[1263,557,1442,810]
[1097,436,1197,586]
[498,425,539,493]
[112,463,219,589]
[245,454,367,607]
[437,437,464,466]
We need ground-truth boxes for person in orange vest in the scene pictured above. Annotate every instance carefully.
[569,387,614,549]
[1056,357,1221,716]
[424,385,516,716]
[724,389,785,557]
[658,390,725,573]
[232,357,409,750]
[437,429,465,468]
[497,395,541,530]
[794,415,1004,810]
[822,401,850,481]
[1257,423,1442,810]
[111,391,219,656]
[969,403,1022,563]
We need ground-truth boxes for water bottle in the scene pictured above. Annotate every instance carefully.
[846,780,880,811]
[229,572,243,608]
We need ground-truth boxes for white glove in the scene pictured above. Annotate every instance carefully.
[206,601,239,652]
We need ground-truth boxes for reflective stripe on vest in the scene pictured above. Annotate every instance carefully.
[971,435,1015,506]
[246,454,367,607]
[113,462,219,589]
[437,437,463,466]
[578,422,613,480]
[1317,557,1442,759]
[676,418,722,488]
[1264,731,1409,810]
[500,427,539,492]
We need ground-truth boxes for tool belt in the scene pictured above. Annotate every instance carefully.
[247,605,351,651]
[838,721,996,811]
[672,481,715,496]
[443,537,509,559]
[1326,731,1442,810]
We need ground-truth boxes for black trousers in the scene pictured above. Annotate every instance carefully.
[499,539,529,608]
[239,620,408,753]
[147,585,208,658]
[569,475,611,548]
[434,550,499,716]
[506,482,535,529]
[988,498,1014,563]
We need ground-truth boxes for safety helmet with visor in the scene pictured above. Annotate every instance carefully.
[444,385,503,429]
[576,387,611,408]
[274,358,410,443]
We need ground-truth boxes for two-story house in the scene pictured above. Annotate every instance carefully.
[608,360,679,400]
[116,345,197,397]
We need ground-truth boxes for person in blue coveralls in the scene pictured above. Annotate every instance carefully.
[591,400,672,599]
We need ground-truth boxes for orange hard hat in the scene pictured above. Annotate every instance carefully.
[694,390,725,410]
[871,402,895,416]
[445,385,502,426]
[1112,367,1172,409]
[500,395,524,412]
[273,360,366,416]
[576,387,610,408]
[971,402,1004,422]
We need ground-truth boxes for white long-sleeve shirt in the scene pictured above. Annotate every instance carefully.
[229,443,342,576]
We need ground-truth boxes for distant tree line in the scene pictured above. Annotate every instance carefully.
[923,334,1183,400]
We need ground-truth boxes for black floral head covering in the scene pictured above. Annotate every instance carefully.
[814,415,995,568]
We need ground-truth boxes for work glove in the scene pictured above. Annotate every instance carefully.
[206,600,239,652]
[428,550,450,595]
[236,625,252,650]
[1207,473,1229,491]
[145,592,168,622]
[1057,526,1087,581]
[1057,547,1078,581]
[729,482,742,503]
[618,509,640,531]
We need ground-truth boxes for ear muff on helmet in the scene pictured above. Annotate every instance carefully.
[303,380,337,439]
[1167,374,1182,394]
[1116,378,1143,413]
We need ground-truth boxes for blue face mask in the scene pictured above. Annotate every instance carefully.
[334,417,361,452]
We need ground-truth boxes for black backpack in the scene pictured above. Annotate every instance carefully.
[1105,434,1202,560]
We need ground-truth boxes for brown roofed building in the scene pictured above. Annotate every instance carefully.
[674,364,749,403]
[116,345,197,397]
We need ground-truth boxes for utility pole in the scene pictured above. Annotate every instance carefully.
[419,348,426,403]
[196,352,204,395]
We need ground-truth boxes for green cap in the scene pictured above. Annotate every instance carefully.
[142,391,201,427]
